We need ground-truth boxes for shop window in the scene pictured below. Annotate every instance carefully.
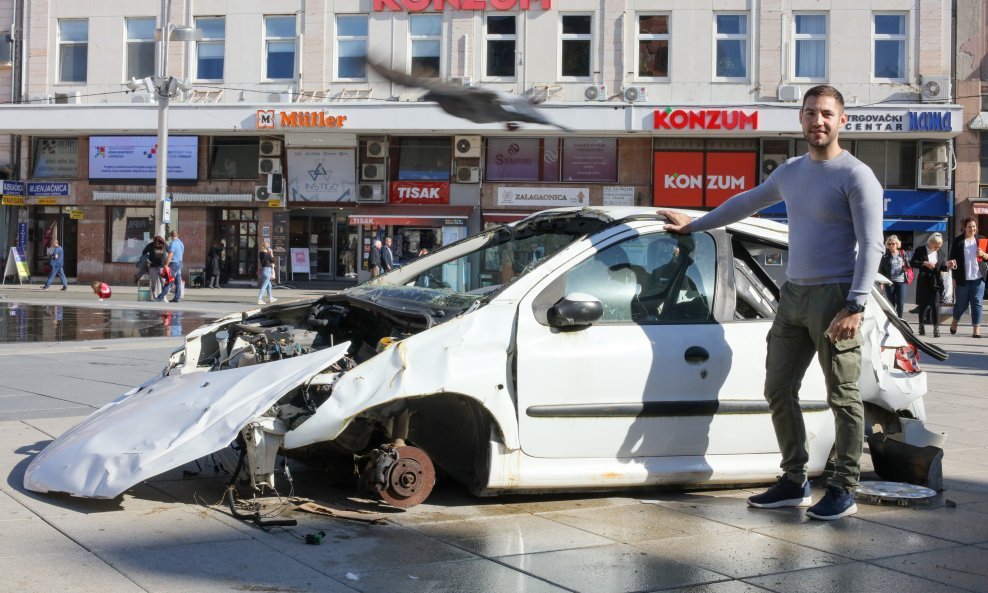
[210,137,260,180]
[393,137,451,181]
[917,141,951,189]
[793,13,826,80]
[854,140,916,189]
[58,19,88,83]
[485,15,516,78]
[107,207,179,263]
[485,138,560,182]
[265,15,296,80]
[0,31,11,64]
[560,14,592,79]
[31,138,79,179]
[873,13,906,80]
[714,13,747,79]
[195,17,225,80]
[562,138,618,182]
[337,15,368,79]
[126,18,155,81]
[409,14,440,77]
[217,209,258,278]
[637,14,669,78]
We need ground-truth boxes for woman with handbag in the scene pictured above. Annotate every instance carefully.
[910,233,948,337]
[946,217,988,338]
[878,235,910,318]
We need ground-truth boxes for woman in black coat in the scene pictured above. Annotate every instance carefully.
[909,233,948,337]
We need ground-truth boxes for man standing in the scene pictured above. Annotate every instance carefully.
[661,85,884,521]
[382,236,395,272]
[156,230,185,302]
[41,238,68,291]
[369,239,383,278]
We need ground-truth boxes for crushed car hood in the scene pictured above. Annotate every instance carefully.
[23,343,350,499]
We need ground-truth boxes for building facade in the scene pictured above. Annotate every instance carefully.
[955,0,988,235]
[0,0,962,285]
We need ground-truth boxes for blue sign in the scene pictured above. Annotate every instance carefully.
[27,182,70,197]
[759,190,952,219]
[17,222,27,251]
[908,111,951,132]
[1,180,24,195]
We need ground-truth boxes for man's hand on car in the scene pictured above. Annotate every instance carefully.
[658,210,693,234]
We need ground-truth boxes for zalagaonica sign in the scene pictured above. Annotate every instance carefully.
[373,0,550,10]
[654,108,759,131]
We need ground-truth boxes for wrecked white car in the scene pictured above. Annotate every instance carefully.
[24,207,946,507]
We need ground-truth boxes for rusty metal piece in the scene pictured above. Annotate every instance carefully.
[378,445,436,508]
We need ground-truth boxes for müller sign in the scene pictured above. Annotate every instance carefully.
[654,108,759,131]
[373,0,550,10]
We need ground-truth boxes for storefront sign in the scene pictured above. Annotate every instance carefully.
[372,0,550,11]
[603,186,635,206]
[17,222,27,251]
[973,203,988,215]
[882,190,951,217]
[497,187,588,206]
[704,152,757,207]
[654,108,759,131]
[35,197,58,205]
[28,182,70,197]
[69,209,84,220]
[3,247,30,283]
[287,149,357,202]
[843,110,954,133]
[89,136,198,181]
[1,180,24,196]
[562,138,617,181]
[486,138,541,181]
[908,111,952,132]
[390,181,450,204]
[256,110,347,129]
[653,151,757,207]
[1,196,25,206]
[32,138,79,178]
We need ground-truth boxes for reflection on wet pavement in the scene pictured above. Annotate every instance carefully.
[0,303,216,342]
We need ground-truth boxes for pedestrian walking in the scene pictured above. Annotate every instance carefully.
[369,240,382,278]
[139,236,166,298]
[256,241,277,305]
[909,234,948,337]
[383,236,395,272]
[41,239,68,291]
[947,217,988,338]
[207,240,223,288]
[156,230,185,302]
[878,235,910,318]
[661,85,884,521]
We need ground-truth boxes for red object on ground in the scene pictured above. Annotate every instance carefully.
[95,283,112,299]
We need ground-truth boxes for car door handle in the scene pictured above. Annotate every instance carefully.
[684,346,709,364]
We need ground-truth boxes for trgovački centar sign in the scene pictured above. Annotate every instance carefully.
[653,108,759,131]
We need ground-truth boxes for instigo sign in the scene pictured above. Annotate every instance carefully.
[653,108,759,131]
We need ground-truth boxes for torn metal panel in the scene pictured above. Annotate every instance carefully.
[23,344,350,498]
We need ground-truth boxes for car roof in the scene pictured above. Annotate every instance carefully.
[525,206,790,245]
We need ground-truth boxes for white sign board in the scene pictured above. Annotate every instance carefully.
[290,248,311,277]
[89,136,198,181]
[603,186,635,206]
[497,187,589,207]
[287,148,357,202]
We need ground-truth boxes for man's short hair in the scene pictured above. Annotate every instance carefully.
[802,85,845,110]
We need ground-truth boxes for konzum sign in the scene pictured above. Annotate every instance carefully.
[373,0,551,10]
[654,108,759,131]
[653,151,757,207]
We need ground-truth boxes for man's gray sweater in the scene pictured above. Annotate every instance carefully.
[689,150,884,306]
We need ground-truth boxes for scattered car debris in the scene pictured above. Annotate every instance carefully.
[856,481,938,506]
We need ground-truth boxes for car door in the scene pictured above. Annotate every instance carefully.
[514,226,785,460]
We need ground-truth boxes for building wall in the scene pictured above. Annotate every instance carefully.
[955,0,984,226]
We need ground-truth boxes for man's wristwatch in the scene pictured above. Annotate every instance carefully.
[845,301,866,315]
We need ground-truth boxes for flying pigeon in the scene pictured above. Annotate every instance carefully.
[366,60,571,132]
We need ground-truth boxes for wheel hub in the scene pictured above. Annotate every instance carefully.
[379,445,435,508]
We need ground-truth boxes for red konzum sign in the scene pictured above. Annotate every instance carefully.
[654,109,759,131]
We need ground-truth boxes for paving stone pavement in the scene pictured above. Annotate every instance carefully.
[0,287,985,593]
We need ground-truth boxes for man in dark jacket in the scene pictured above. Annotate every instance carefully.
[383,237,395,272]
[369,240,382,277]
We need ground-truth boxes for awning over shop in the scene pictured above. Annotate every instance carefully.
[972,201,988,215]
[92,191,253,203]
[482,211,538,224]
[883,218,947,232]
[348,205,473,227]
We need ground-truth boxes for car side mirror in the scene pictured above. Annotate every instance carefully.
[547,293,604,329]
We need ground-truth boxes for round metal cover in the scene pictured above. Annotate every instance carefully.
[379,445,436,509]
[857,481,937,505]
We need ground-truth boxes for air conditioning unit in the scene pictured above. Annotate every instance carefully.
[456,165,480,183]
[254,185,271,201]
[130,92,154,104]
[357,182,385,203]
[920,75,950,103]
[761,153,789,181]
[366,140,388,158]
[258,157,282,175]
[623,86,647,103]
[53,91,81,104]
[259,139,282,157]
[361,163,385,181]
[454,135,481,158]
[268,90,293,103]
[777,84,801,102]
[584,84,607,101]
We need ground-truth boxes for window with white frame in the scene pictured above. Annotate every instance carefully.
[58,19,88,83]
[0,31,13,64]
[409,14,441,77]
[637,14,669,78]
[560,14,592,78]
[793,13,826,79]
[337,15,368,79]
[195,17,225,80]
[917,141,951,189]
[264,15,296,80]
[873,13,906,80]
[714,13,747,79]
[126,18,155,81]
[485,15,516,78]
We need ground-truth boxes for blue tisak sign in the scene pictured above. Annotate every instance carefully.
[27,182,70,197]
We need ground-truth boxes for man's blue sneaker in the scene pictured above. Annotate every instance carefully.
[747,477,812,508]
[806,485,857,520]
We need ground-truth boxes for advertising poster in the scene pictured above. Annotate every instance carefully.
[653,151,704,207]
[704,152,757,207]
[485,138,541,181]
[287,148,356,202]
[89,136,199,181]
[32,138,79,179]
[562,138,617,182]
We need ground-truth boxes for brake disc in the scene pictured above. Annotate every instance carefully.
[379,445,436,509]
